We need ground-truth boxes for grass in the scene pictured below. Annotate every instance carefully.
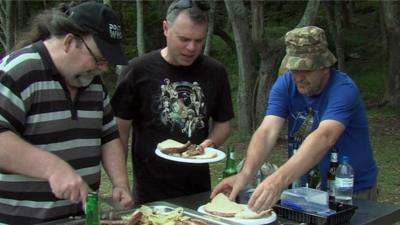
[99,107,400,208]
[367,108,400,205]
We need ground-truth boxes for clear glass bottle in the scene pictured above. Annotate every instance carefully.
[222,146,238,178]
[334,155,354,204]
[85,191,100,225]
[327,148,339,199]
[236,159,264,188]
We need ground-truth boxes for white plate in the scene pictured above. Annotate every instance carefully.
[155,147,225,164]
[197,204,277,225]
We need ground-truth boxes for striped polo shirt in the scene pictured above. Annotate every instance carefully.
[0,41,119,224]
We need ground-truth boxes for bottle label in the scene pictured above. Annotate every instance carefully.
[335,177,353,188]
[327,180,334,195]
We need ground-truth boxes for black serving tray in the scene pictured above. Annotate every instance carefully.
[273,200,358,225]
[37,201,241,225]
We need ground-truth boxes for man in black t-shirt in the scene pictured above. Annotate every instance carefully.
[111,0,234,204]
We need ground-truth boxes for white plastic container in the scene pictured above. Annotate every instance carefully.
[280,187,332,215]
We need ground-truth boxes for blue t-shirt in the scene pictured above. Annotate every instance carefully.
[267,68,377,193]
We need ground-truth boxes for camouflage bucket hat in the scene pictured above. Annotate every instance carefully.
[280,26,337,72]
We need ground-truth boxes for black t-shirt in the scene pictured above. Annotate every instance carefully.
[111,50,234,203]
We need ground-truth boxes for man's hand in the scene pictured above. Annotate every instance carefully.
[199,138,215,148]
[47,162,89,203]
[210,173,248,201]
[248,175,282,213]
[112,186,134,209]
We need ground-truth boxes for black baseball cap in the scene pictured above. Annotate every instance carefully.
[68,1,128,65]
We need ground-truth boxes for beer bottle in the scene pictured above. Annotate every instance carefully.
[85,191,100,225]
[327,148,339,199]
[223,146,238,178]
[307,165,321,189]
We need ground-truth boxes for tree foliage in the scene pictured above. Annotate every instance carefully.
[0,0,398,122]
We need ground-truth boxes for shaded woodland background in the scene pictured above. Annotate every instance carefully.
[1,0,400,134]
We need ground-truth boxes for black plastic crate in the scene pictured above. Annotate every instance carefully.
[273,200,358,225]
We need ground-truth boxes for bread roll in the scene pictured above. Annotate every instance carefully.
[158,139,190,154]
[235,208,272,219]
[204,193,244,217]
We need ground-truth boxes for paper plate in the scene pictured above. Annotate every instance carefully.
[155,147,225,164]
[197,204,277,225]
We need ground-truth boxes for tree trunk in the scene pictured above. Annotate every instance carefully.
[213,29,235,52]
[381,0,400,108]
[204,0,215,56]
[224,0,257,134]
[251,0,263,45]
[254,41,286,128]
[103,0,111,6]
[224,0,321,132]
[324,0,345,71]
[340,1,351,28]
[296,0,321,28]
[254,0,321,127]
[0,0,16,53]
[16,0,23,45]
[136,0,145,56]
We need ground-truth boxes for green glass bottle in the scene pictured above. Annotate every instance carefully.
[223,146,238,178]
[85,191,100,225]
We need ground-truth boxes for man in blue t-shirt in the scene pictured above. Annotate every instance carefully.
[212,26,378,212]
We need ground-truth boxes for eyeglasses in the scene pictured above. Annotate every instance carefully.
[169,0,210,13]
[76,36,108,66]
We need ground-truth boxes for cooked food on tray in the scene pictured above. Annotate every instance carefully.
[119,205,210,225]
[204,193,272,219]
[158,139,217,159]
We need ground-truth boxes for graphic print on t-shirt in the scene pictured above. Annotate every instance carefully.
[290,108,319,143]
[159,78,206,137]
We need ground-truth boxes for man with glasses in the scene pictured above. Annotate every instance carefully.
[0,2,133,224]
[112,0,234,204]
